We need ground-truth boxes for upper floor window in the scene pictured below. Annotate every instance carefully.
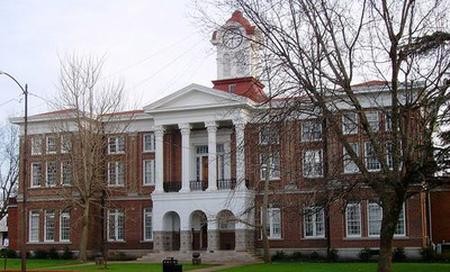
[108,136,125,154]
[143,208,152,241]
[365,142,381,171]
[46,136,58,154]
[108,209,125,241]
[46,161,57,187]
[108,161,125,186]
[301,120,322,142]
[260,152,281,180]
[345,202,361,237]
[303,207,325,238]
[385,111,392,131]
[61,135,72,153]
[29,211,40,242]
[60,211,70,242]
[31,162,42,188]
[303,150,323,178]
[143,133,155,152]
[365,111,379,132]
[342,112,358,135]
[259,127,279,145]
[143,160,155,185]
[44,210,55,242]
[61,161,72,186]
[262,208,281,239]
[343,143,360,174]
[31,136,43,155]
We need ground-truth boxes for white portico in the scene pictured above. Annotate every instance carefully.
[144,83,256,252]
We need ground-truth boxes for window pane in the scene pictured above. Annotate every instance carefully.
[45,211,55,241]
[365,142,381,170]
[365,111,379,132]
[301,121,322,141]
[144,160,154,185]
[143,133,155,152]
[60,212,70,241]
[394,205,406,235]
[32,137,43,155]
[46,136,58,153]
[368,202,382,236]
[342,112,358,134]
[144,208,152,240]
[29,211,40,242]
[46,161,57,186]
[344,143,360,173]
[303,150,323,177]
[62,161,72,185]
[346,203,361,236]
[32,163,42,187]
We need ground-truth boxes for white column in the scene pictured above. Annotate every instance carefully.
[154,126,165,193]
[179,123,191,193]
[206,121,217,191]
[233,120,247,191]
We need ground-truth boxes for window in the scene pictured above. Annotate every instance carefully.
[386,142,393,169]
[108,161,125,186]
[46,136,58,154]
[108,136,125,154]
[368,202,382,236]
[29,211,40,242]
[385,111,392,131]
[44,210,55,242]
[143,160,155,185]
[60,211,70,242]
[259,127,279,145]
[143,133,155,152]
[365,111,379,132]
[301,120,322,142]
[342,112,358,135]
[345,203,361,237]
[303,150,323,178]
[217,144,226,181]
[367,202,406,237]
[61,161,72,186]
[260,152,280,180]
[343,143,360,174]
[365,142,380,171]
[46,161,57,187]
[31,136,43,155]
[61,135,72,153]
[31,162,42,187]
[303,207,325,238]
[108,209,124,241]
[143,208,152,241]
[262,208,281,239]
[228,84,236,93]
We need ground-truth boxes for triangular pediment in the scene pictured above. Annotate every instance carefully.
[144,83,250,113]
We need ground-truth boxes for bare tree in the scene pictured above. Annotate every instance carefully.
[0,124,19,220]
[198,1,450,271]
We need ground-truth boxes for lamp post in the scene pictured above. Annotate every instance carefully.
[0,71,28,272]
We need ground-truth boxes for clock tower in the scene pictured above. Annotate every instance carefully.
[211,10,267,102]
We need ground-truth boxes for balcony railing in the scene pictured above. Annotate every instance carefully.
[217,178,236,190]
[190,180,207,191]
[163,181,181,192]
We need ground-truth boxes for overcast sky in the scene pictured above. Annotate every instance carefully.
[0,1,219,120]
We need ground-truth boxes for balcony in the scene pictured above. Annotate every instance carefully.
[190,180,207,191]
[163,181,181,193]
[217,178,236,190]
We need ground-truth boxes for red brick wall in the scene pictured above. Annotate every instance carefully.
[430,190,450,244]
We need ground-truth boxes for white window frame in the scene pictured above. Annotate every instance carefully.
[31,136,43,155]
[143,208,153,241]
[301,120,323,142]
[143,133,155,152]
[61,161,72,186]
[367,201,383,237]
[345,202,362,238]
[261,208,282,240]
[61,135,71,154]
[366,202,406,237]
[46,161,57,187]
[303,149,323,178]
[108,136,125,154]
[143,159,155,186]
[31,162,42,188]
[259,127,279,145]
[260,152,281,180]
[46,136,58,154]
[364,142,381,171]
[394,204,406,237]
[365,111,379,132]
[29,211,40,242]
[108,161,125,186]
[303,207,325,238]
[343,143,360,174]
[44,210,55,242]
[108,209,125,241]
[60,211,70,242]
[342,112,358,135]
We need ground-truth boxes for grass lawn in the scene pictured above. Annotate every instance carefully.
[218,262,450,272]
[0,259,80,269]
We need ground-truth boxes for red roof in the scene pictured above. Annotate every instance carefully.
[102,109,144,116]
[32,108,78,117]
[351,80,388,88]
[226,10,255,35]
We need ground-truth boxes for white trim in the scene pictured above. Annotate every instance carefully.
[143,208,153,241]
[60,161,72,186]
[108,161,125,187]
[300,120,323,142]
[59,211,70,242]
[367,201,382,237]
[107,209,125,242]
[29,211,40,242]
[303,207,325,238]
[108,136,125,154]
[143,159,155,186]
[345,202,362,238]
[143,133,155,152]
[45,161,57,187]
[31,136,43,155]
[261,208,282,240]
[303,149,323,178]
[46,135,58,154]
[31,162,42,188]
[44,210,55,242]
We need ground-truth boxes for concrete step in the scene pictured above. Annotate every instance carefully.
[136,250,261,264]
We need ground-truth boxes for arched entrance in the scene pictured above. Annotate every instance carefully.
[190,210,208,250]
[163,211,181,251]
[217,210,236,250]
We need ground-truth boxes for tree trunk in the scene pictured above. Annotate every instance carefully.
[79,202,90,262]
[261,165,271,263]
[378,198,403,272]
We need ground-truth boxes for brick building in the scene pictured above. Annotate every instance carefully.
[7,11,450,260]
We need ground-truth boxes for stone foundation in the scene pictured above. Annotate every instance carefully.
[207,229,220,252]
[235,229,255,252]
[180,230,192,252]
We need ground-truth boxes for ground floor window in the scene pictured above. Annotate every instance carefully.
[60,211,70,241]
[367,202,406,236]
[345,202,361,237]
[262,208,281,239]
[108,209,125,241]
[44,210,55,241]
[303,207,325,238]
[29,211,40,242]
[143,208,152,241]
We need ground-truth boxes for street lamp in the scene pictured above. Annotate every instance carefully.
[0,71,28,272]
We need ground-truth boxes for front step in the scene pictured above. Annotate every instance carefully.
[137,250,261,264]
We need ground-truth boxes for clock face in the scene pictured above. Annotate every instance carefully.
[223,28,243,49]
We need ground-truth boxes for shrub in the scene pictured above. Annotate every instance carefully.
[359,248,372,262]
[327,248,339,262]
[108,251,135,261]
[420,247,436,261]
[271,250,287,261]
[392,247,407,262]
[33,249,48,259]
[309,251,320,260]
[290,251,302,261]
[0,249,17,258]
[61,246,74,260]
[48,247,59,260]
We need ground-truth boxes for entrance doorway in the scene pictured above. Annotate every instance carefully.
[190,210,208,250]
[217,210,236,250]
[162,211,181,251]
